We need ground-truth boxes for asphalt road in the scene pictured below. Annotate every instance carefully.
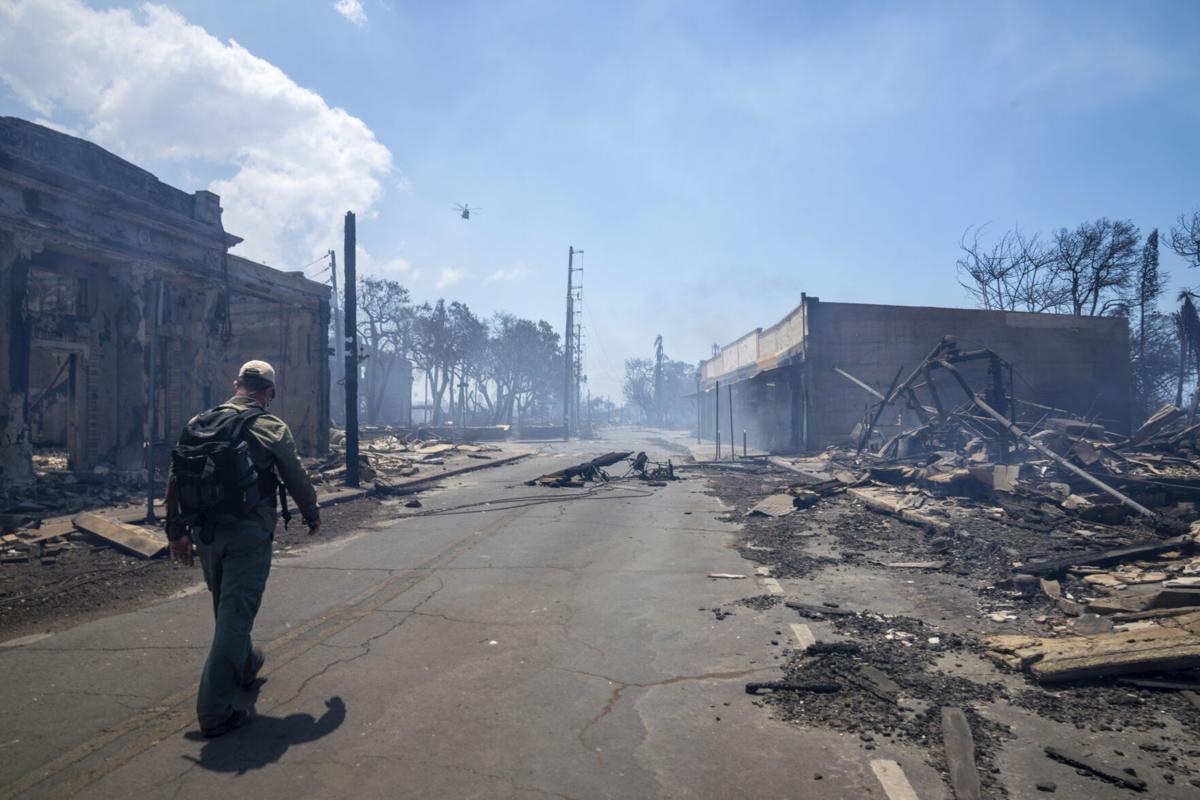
[0,432,945,799]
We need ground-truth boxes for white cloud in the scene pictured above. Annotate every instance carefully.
[0,0,392,268]
[384,257,419,282]
[434,267,465,289]
[486,267,527,283]
[333,0,367,27]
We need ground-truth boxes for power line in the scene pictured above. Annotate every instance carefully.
[298,252,332,271]
[300,252,333,280]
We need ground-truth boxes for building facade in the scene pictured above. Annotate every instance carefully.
[698,295,1131,454]
[0,117,330,482]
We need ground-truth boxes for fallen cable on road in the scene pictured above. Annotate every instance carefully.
[394,482,657,519]
[744,681,841,695]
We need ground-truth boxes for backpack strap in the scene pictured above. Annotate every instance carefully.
[225,407,265,443]
[231,407,292,526]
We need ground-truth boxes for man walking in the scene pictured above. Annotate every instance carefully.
[166,360,320,737]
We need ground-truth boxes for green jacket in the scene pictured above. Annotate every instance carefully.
[167,395,319,540]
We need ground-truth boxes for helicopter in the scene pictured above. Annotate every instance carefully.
[453,203,480,220]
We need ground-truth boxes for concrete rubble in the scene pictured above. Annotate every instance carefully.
[754,339,1200,685]
[679,330,1200,794]
[313,426,503,488]
[698,450,1200,794]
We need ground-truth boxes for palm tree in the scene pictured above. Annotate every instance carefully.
[1173,310,1187,406]
[652,335,664,425]
[1175,291,1200,408]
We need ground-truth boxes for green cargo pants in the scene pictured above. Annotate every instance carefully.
[195,520,272,730]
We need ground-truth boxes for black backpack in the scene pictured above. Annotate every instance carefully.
[171,407,273,537]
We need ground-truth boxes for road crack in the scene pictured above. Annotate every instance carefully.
[268,577,446,709]
[564,665,776,754]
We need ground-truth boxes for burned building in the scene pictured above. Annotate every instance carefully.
[0,117,330,483]
[699,295,1131,454]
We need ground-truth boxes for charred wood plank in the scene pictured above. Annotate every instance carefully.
[941,707,982,800]
[72,511,166,558]
[1020,536,1194,577]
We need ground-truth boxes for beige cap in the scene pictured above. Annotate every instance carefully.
[238,360,276,386]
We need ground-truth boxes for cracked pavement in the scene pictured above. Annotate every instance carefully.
[0,432,928,799]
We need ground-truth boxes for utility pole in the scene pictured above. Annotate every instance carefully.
[329,250,344,426]
[574,322,584,433]
[572,258,585,435]
[563,246,581,440]
[344,212,360,487]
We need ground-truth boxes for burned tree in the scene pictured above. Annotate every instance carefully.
[958,219,1141,318]
[478,314,561,426]
[1175,292,1200,408]
[623,358,654,420]
[624,353,695,428]
[653,334,664,425]
[956,225,1059,312]
[1048,218,1139,317]
[1169,209,1200,270]
[1129,230,1176,420]
[356,276,411,425]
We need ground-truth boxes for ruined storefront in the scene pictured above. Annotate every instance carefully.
[698,295,1131,454]
[0,117,329,483]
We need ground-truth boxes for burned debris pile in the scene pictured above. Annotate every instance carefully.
[2,453,170,566]
[1,452,144,530]
[820,338,1200,540]
[527,452,633,487]
[311,427,501,488]
[756,338,1200,694]
[1,427,505,571]
[527,451,679,488]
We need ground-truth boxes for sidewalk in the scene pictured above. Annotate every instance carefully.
[3,445,537,555]
[648,428,771,464]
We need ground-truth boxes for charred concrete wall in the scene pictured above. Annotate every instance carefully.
[0,117,330,482]
[697,296,1131,454]
[698,369,804,456]
[221,256,331,455]
[805,301,1131,449]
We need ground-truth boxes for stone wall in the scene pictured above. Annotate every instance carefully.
[0,117,330,481]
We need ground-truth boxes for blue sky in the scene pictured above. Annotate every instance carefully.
[2,0,1198,398]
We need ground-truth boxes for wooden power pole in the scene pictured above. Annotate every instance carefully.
[344,212,360,487]
[329,250,344,425]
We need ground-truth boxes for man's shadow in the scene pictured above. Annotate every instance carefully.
[183,695,346,775]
